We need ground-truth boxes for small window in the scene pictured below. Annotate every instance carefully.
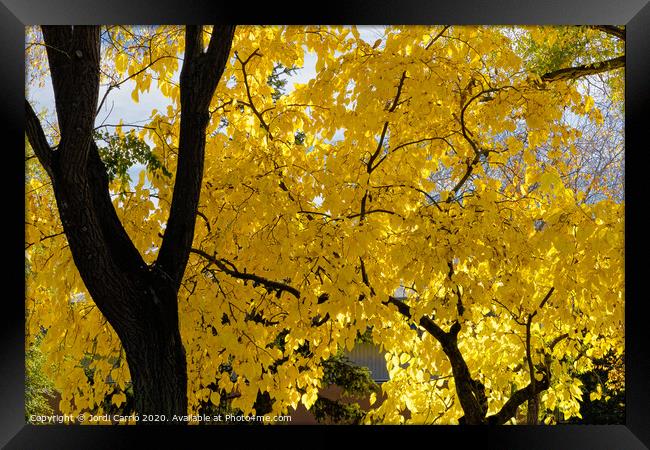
[345,342,389,382]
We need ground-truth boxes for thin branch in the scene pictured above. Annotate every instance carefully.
[492,296,526,325]
[190,248,300,299]
[196,210,211,233]
[347,209,401,220]
[297,210,334,219]
[450,152,482,196]
[450,86,515,197]
[372,135,454,172]
[96,55,176,116]
[537,286,555,310]
[366,71,407,174]
[371,183,443,211]
[25,231,66,250]
[425,26,450,50]
[359,257,376,297]
[236,49,272,138]
[94,123,156,131]
[359,191,369,223]
[549,332,570,351]
[387,71,408,113]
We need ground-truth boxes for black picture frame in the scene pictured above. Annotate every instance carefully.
[2,1,648,448]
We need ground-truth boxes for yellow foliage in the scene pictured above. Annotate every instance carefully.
[25,25,624,424]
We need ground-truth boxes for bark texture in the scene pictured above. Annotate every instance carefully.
[385,296,549,425]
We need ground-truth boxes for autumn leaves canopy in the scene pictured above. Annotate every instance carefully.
[25,25,624,424]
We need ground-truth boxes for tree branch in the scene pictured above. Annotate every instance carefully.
[190,248,300,299]
[450,152,482,196]
[514,286,554,423]
[25,99,54,177]
[367,71,407,174]
[540,55,625,83]
[24,230,65,250]
[41,26,101,178]
[588,25,625,41]
[96,55,176,116]
[525,312,538,424]
[425,26,450,50]
[207,25,237,60]
[384,296,449,352]
[370,183,443,211]
[549,332,569,351]
[486,373,550,425]
[236,49,272,138]
[156,25,235,290]
[348,209,401,220]
[385,296,503,424]
[33,26,153,320]
[450,86,513,197]
[537,286,555,310]
[372,135,454,172]
[184,25,203,59]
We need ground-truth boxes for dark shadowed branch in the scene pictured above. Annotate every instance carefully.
[541,55,625,83]
[587,25,625,41]
[25,100,54,177]
[190,248,300,299]
[156,25,236,290]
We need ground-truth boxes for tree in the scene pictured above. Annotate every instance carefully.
[25,25,624,424]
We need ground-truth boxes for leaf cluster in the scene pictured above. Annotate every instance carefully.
[94,130,171,184]
[25,336,56,421]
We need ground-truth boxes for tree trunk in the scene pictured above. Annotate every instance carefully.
[51,153,189,420]
[127,337,187,421]
[121,293,188,420]
[119,270,188,420]
[527,393,539,425]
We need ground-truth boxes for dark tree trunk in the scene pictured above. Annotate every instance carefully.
[527,393,539,425]
[48,145,190,419]
[120,286,188,419]
[26,25,235,421]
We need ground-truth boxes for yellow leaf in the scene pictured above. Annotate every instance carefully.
[115,53,128,75]
[112,392,126,407]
